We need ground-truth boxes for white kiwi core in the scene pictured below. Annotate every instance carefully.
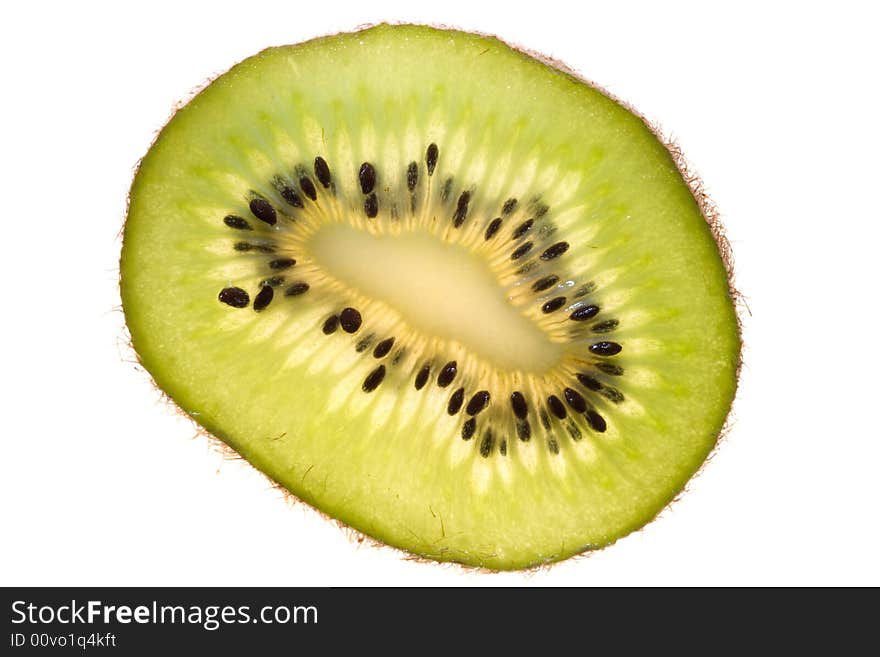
[308,223,564,373]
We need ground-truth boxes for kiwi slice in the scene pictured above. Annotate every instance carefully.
[120,24,740,570]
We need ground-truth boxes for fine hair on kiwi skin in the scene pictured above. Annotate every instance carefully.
[119,22,743,571]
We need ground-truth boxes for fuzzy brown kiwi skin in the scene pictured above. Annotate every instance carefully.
[117,22,744,573]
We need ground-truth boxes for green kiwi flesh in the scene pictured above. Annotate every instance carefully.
[120,24,740,570]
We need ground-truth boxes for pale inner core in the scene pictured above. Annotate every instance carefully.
[308,224,563,373]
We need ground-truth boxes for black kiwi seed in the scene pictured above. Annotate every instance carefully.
[223,215,251,230]
[260,275,285,288]
[362,365,386,393]
[414,363,431,390]
[547,438,560,455]
[440,177,453,202]
[484,217,503,240]
[253,285,274,312]
[532,275,559,292]
[502,198,517,215]
[269,257,296,270]
[480,430,494,458]
[540,241,569,261]
[373,337,395,358]
[322,315,339,335]
[570,305,600,321]
[575,282,597,297]
[462,418,476,440]
[533,203,549,218]
[280,186,303,208]
[466,391,490,416]
[586,410,607,433]
[249,198,277,225]
[512,218,534,239]
[601,387,625,404]
[563,387,587,413]
[510,391,528,419]
[542,296,567,314]
[453,191,470,228]
[547,395,567,419]
[592,319,619,333]
[339,307,362,333]
[539,409,551,430]
[516,419,531,441]
[448,387,465,415]
[314,156,331,187]
[300,176,317,201]
[538,225,556,240]
[426,143,439,175]
[511,242,533,260]
[576,373,602,391]
[437,361,458,387]
[499,440,507,456]
[358,162,376,194]
[356,334,374,353]
[234,242,274,254]
[406,162,418,191]
[364,193,379,218]
[596,363,624,376]
[284,282,310,297]
[218,287,249,308]
[590,341,622,356]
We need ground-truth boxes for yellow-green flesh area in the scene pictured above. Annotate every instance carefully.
[120,24,740,569]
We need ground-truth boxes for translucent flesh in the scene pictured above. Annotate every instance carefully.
[120,24,740,569]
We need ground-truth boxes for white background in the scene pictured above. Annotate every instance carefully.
[1,1,878,586]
